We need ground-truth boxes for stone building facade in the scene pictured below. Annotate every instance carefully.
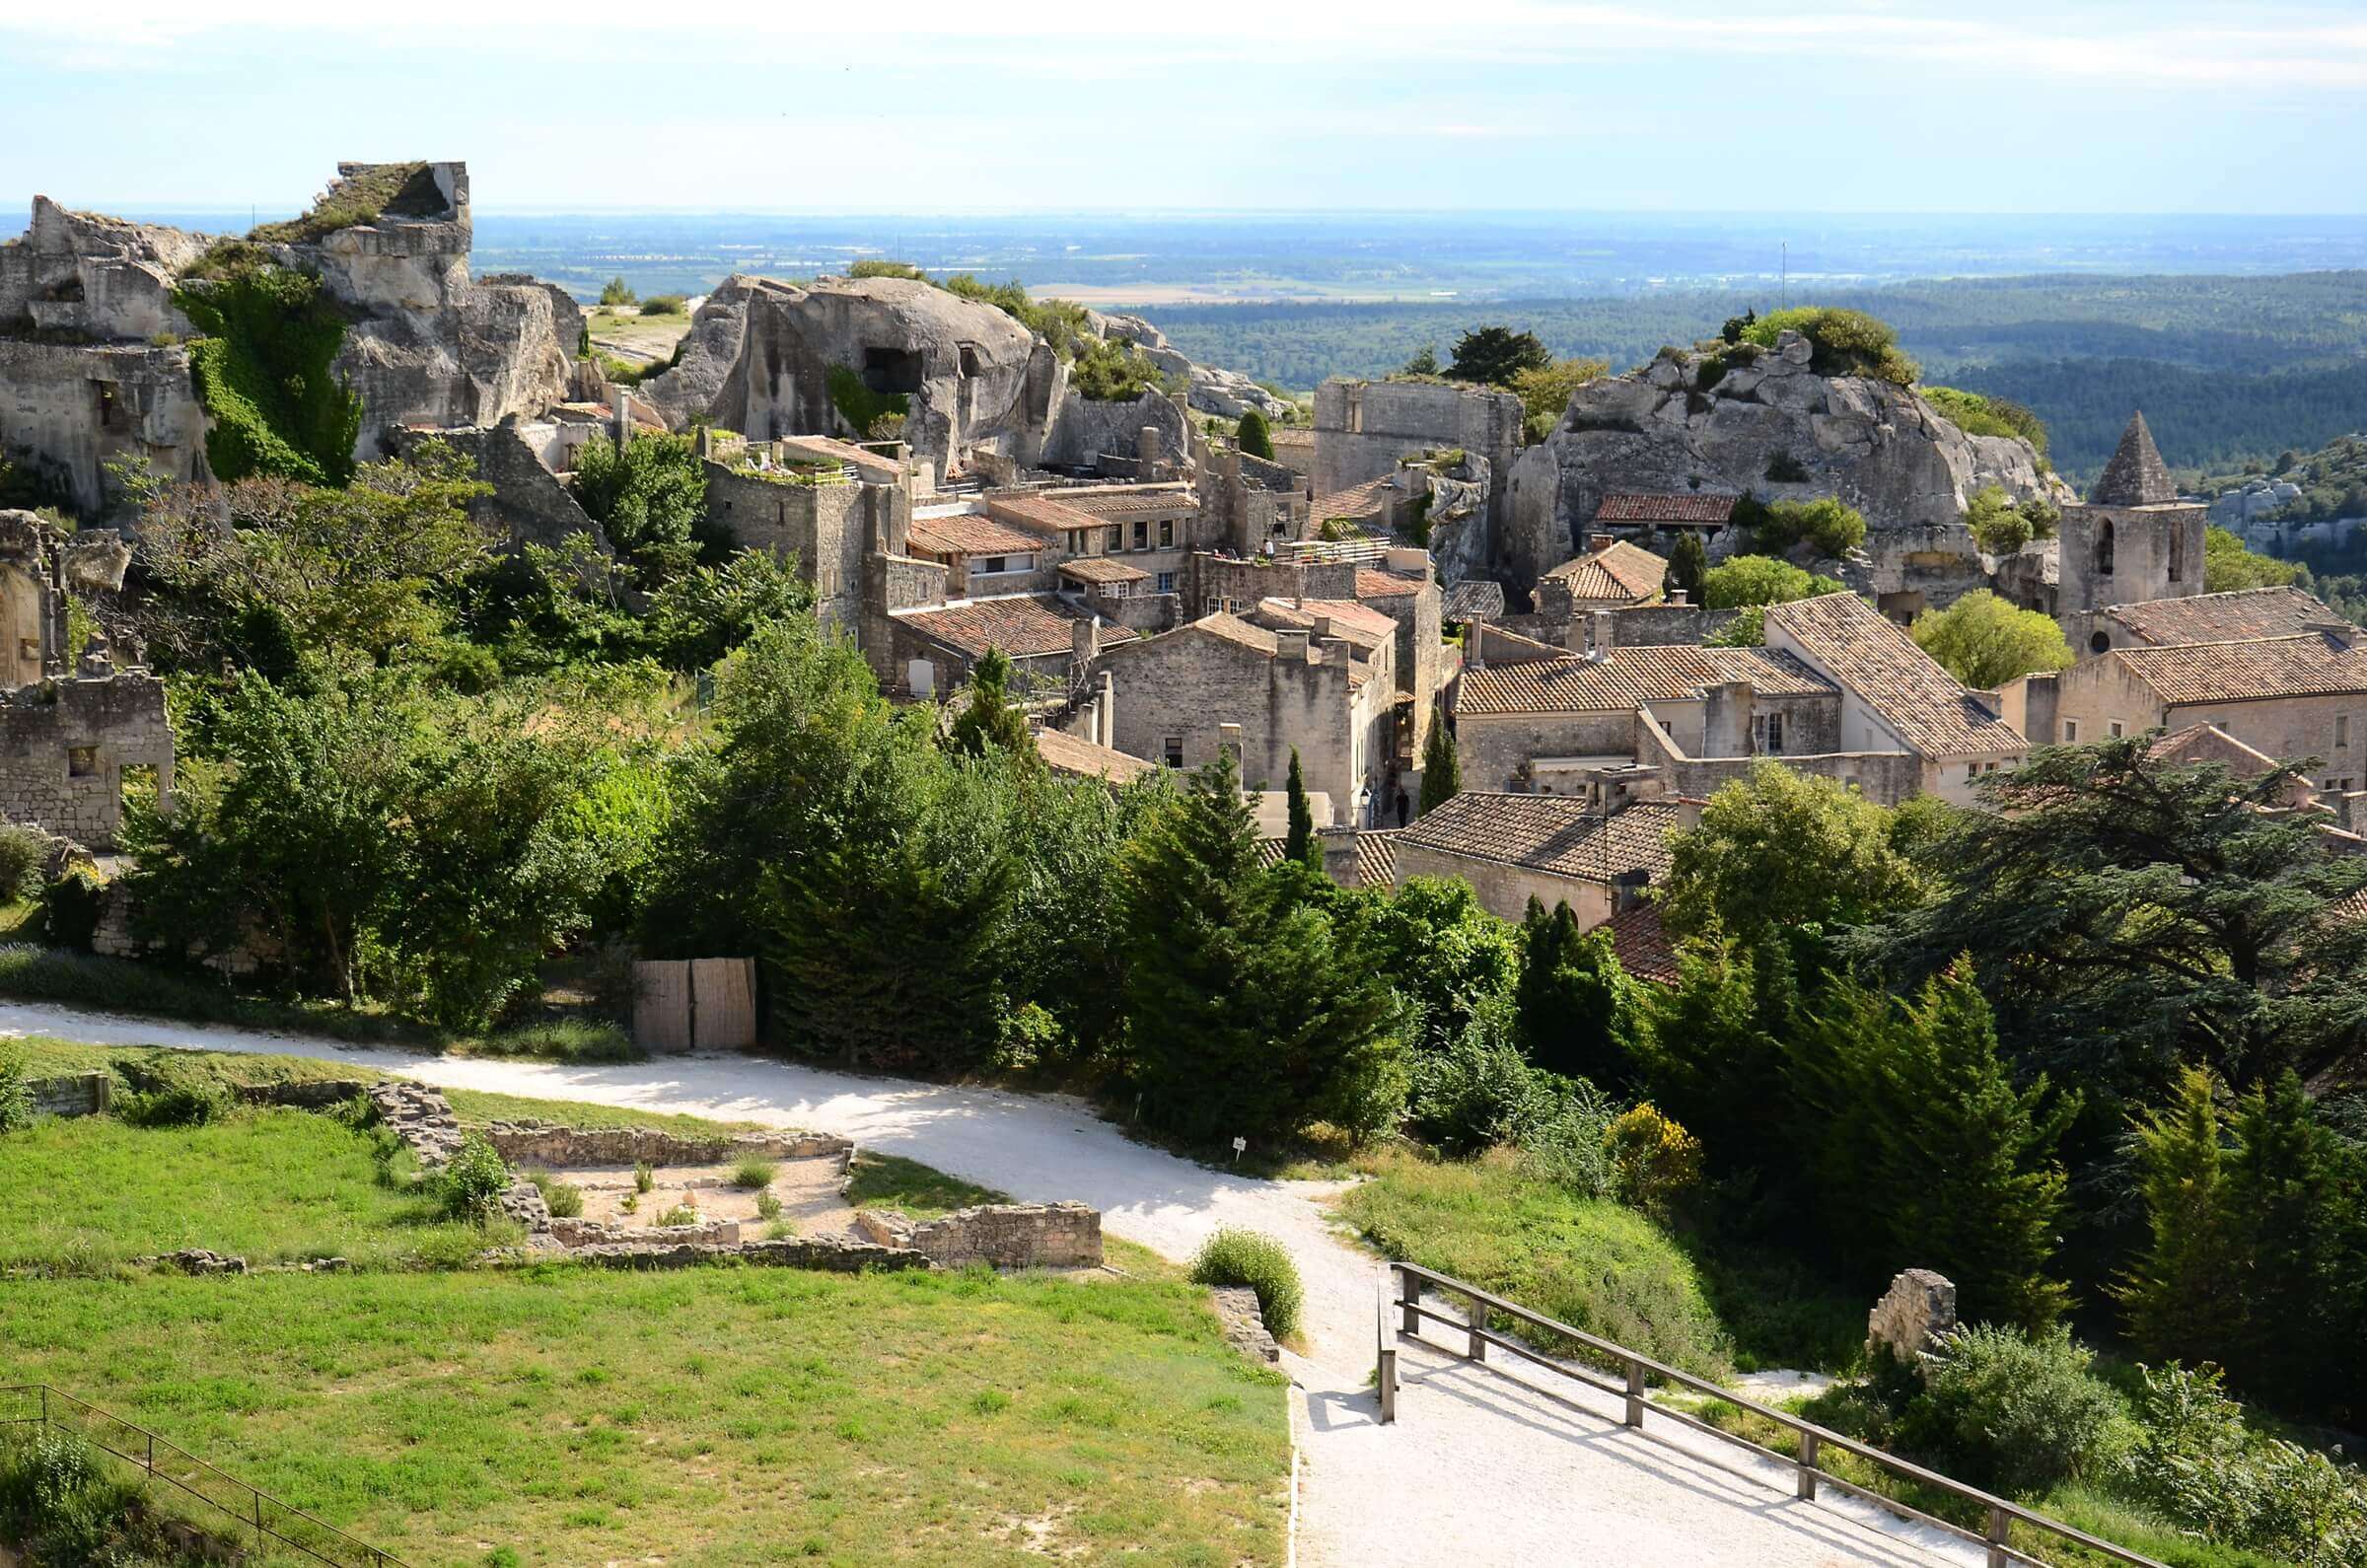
[1390,781,1695,925]
[2056,413,2207,654]
[1314,378,1524,548]
[0,667,173,847]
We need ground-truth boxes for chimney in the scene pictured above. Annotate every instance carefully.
[1137,426,1163,466]
[1097,669,1116,748]
[1072,614,1100,667]
[1468,622,1486,672]
[1588,609,1615,661]
[1275,627,1311,662]
[1667,588,1688,607]
[611,388,633,448]
[1588,532,1614,553]
[1702,680,1753,757]
[1319,635,1351,668]
[2308,619,2364,651]
[1217,722,1243,767]
[1311,614,1332,641]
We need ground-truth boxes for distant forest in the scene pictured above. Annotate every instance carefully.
[1140,272,2367,482]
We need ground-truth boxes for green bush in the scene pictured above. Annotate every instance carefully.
[0,824,47,903]
[1408,1010,1561,1156]
[1747,496,1867,558]
[528,1170,585,1219]
[39,864,108,952]
[174,263,362,484]
[115,1059,232,1128]
[633,1161,655,1194]
[655,1203,700,1228]
[1699,553,1847,610]
[638,294,687,317]
[599,277,637,307]
[825,363,909,441]
[1898,1324,2125,1498]
[472,1019,640,1063]
[436,1131,513,1220]
[755,1190,783,1222]
[1743,307,1918,385]
[1069,336,1162,401]
[1188,1228,1305,1340]
[0,1051,30,1133]
[2122,1362,2367,1564]
[731,1157,776,1189]
[1923,386,2050,460]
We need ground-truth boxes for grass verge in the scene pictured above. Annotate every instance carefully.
[843,1151,1008,1218]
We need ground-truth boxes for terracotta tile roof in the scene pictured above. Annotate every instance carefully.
[1051,486,1199,520]
[2106,587,2340,647]
[1256,597,1400,649]
[2150,723,2281,777]
[1443,581,1506,623]
[1594,492,1738,525]
[1542,539,1670,605]
[906,512,1045,557]
[1189,611,1281,658]
[1605,902,1680,986]
[1457,645,1831,716]
[1057,555,1150,585]
[2115,631,2367,706]
[983,492,1095,535]
[1397,792,1684,885]
[1763,593,2025,760]
[891,594,1095,660]
[1355,567,1427,601]
[1470,625,1569,666]
[1357,829,1399,888]
[1035,727,1155,783]
[1311,475,1396,523]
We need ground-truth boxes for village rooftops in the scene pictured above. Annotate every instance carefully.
[1457,644,1831,717]
[1150,611,1376,686]
[1593,492,1739,526]
[1441,580,1506,623]
[1763,592,2025,760]
[982,483,1198,535]
[1255,597,1400,650]
[1603,902,1680,986]
[2103,586,2342,647]
[2111,629,2367,706]
[889,594,1101,660]
[1394,791,1687,886]
[905,512,1045,557]
[1057,555,1151,586]
[1354,566,1429,601]
[1310,475,1397,524]
[1541,538,1670,604]
[1034,727,1156,784]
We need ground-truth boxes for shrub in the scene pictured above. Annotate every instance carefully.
[638,294,687,316]
[1743,307,1918,385]
[598,277,636,306]
[1235,407,1274,460]
[1699,553,1846,610]
[731,1157,776,1189]
[618,1192,638,1215]
[1408,1008,1559,1156]
[1923,387,2050,460]
[1899,1324,2124,1497]
[527,1171,585,1219]
[655,1203,700,1228]
[825,363,908,440]
[1764,452,1809,482]
[633,1161,655,1193]
[1189,1228,1305,1339]
[437,1131,513,1220]
[39,863,108,951]
[472,1020,639,1063]
[0,1051,29,1133]
[0,824,47,903]
[1749,496,1866,558]
[2122,1362,2367,1563]
[115,1060,232,1128]
[755,1190,783,1222]
[1604,1104,1703,1219]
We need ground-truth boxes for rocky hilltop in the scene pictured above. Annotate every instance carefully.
[1505,329,2069,585]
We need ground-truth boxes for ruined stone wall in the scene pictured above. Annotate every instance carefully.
[0,340,209,514]
[853,1202,1102,1270]
[397,423,600,550]
[1314,379,1523,540]
[1040,390,1189,471]
[0,672,172,847]
[704,462,875,632]
[484,1121,852,1169]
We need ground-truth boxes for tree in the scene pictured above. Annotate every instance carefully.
[1400,345,1441,377]
[2204,526,2304,593]
[948,647,1035,762]
[1446,326,1550,388]
[1283,748,1321,872]
[1419,714,1460,813]
[1118,751,1406,1144]
[1628,928,1797,1177]
[1658,761,1924,945]
[1748,496,1867,558]
[1849,738,2367,1097]
[571,433,723,580]
[1363,877,1520,1050]
[2224,1070,2334,1407]
[1514,898,1635,1084]
[2117,1066,2245,1365]
[1698,554,1845,611]
[640,547,814,672]
[599,276,637,307]
[1962,484,2058,553]
[1235,407,1274,461]
[1666,531,1708,606]
[1508,357,1610,444]
[1908,591,2075,688]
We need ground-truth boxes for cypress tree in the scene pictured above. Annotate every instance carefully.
[1234,408,1275,461]
[1667,531,1708,606]
[1419,713,1460,814]
[1284,748,1321,871]
[947,647,1035,761]
[2118,1065,2244,1362]
[2226,1071,2332,1406]
[1513,898,1632,1084]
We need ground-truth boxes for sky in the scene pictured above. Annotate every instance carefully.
[2,0,2363,216]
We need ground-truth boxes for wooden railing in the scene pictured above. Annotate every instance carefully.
[0,1384,409,1567]
[1376,1262,2164,1568]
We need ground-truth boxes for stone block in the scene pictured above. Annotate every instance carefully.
[1867,1267,1957,1369]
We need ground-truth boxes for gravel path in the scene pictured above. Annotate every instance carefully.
[1,1004,1978,1567]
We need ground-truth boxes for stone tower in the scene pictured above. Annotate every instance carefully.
[2057,412,2206,654]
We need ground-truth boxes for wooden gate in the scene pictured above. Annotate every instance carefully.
[632,958,756,1053]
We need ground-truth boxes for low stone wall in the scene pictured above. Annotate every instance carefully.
[853,1202,1102,1270]
[571,1234,931,1273]
[485,1121,853,1169]
[366,1080,466,1169]
[550,1216,740,1249]
[1209,1285,1280,1364]
[27,1071,108,1118]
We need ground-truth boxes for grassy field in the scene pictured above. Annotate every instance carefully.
[0,1057,1287,1564]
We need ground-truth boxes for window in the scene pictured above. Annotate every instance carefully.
[1106,526,1122,552]
[978,556,1007,575]
[2090,630,2112,654]
[2094,519,2116,577]
[2339,715,2352,749]
[1132,520,1148,550]
[2064,720,2079,742]
[1159,518,1175,547]
[66,746,96,778]
[2109,721,2124,739]
[1765,712,1784,755]
[957,342,982,378]
[1162,736,1184,768]
[2168,524,2186,583]
[1066,531,1083,554]
[1157,571,1176,594]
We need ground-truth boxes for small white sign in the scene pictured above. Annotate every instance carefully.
[1231,1136,1248,1162]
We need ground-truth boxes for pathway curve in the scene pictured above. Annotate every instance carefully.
[1,1003,1977,1568]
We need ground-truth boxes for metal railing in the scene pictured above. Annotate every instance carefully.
[1376,1262,2163,1568]
[0,1384,410,1567]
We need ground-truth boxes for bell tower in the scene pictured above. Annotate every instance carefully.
[2057,411,2206,654]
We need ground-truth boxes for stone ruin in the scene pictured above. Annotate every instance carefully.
[852,1201,1103,1271]
[1866,1267,1958,1370]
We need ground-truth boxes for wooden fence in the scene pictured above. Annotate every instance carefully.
[632,957,756,1053]
[1376,1261,2164,1568]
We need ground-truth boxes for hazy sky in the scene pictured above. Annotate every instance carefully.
[3,0,2362,216]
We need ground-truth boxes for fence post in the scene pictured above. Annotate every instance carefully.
[1399,1265,1419,1336]
[1464,1289,1486,1362]
[1623,1358,1645,1428]
[1375,1263,1399,1425]
[1795,1430,1819,1501]
[1986,1503,2010,1568]
[145,1431,154,1474]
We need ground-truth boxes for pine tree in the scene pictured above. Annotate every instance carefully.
[2226,1071,2332,1406]
[1235,408,1274,461]
[1514,899,1633,1084]
[1667,531,1708,606]
[2118,1065,2244,1362]
[1283,748,1321,872]
[947,647,1035,761]
[1419,713,1460,814]
[1119,752,1406,1144]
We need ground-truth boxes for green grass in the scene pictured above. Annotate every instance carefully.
[0,1107,499,1276]
[1335,1146,1732,1380]
[442,1086,767,1135]
[843,1151,1008,1219]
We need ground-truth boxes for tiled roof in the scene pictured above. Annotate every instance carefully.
[1594,492,1738,525]
[1357,829,1399,888]
[1397,793,1684,885]
[1190,611,1281,658]
[1057,555,1150,585]
[984,492,1094,535]
[2115,631,2367,706]
[1256,597,1399,649]
[776,434,902,481]
[1605,902,1680,986]
[2149,723,2281,777]
[2106,587,2340,647]
[1470,624,1569,666]
[1355,567,1427,601]
[1311,475,1396,522]
[906,512,1045,557]
[1035,727,1156,783]
[891,594,1094,660]
[1542,539,1669,604]
[1442,581,1506,623]
[1458,645,1831,716]
[1051,486,1199,520]
[2091,412,2178,507]
[1763,593,2025,760]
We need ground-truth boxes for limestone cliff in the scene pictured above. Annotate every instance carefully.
[1091,312,1289,422]
[1503,329,2070,589]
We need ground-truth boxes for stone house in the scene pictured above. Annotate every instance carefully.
[983,482,1207,618]
[704,434,916,635]
[0,665,173,849]
[1090,610,1395,824]
[885,592,1107,698]
[1390,772,1697,926]
[904,509,1053,599]
[1452,642,1839,797]
[1761,592,2030,806]
[2056,413,2207,654]
[1535,535,1670,623]
[2006,623,2367,795]
[1314,379,1525,548]
[1589,492,1737,546]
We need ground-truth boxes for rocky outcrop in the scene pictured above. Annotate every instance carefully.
[1094,312,1289,421]
[1867,1267,1957,1370]
[1504,331,2070,590]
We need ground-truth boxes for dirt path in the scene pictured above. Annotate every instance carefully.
[0,1003,1976,1567]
